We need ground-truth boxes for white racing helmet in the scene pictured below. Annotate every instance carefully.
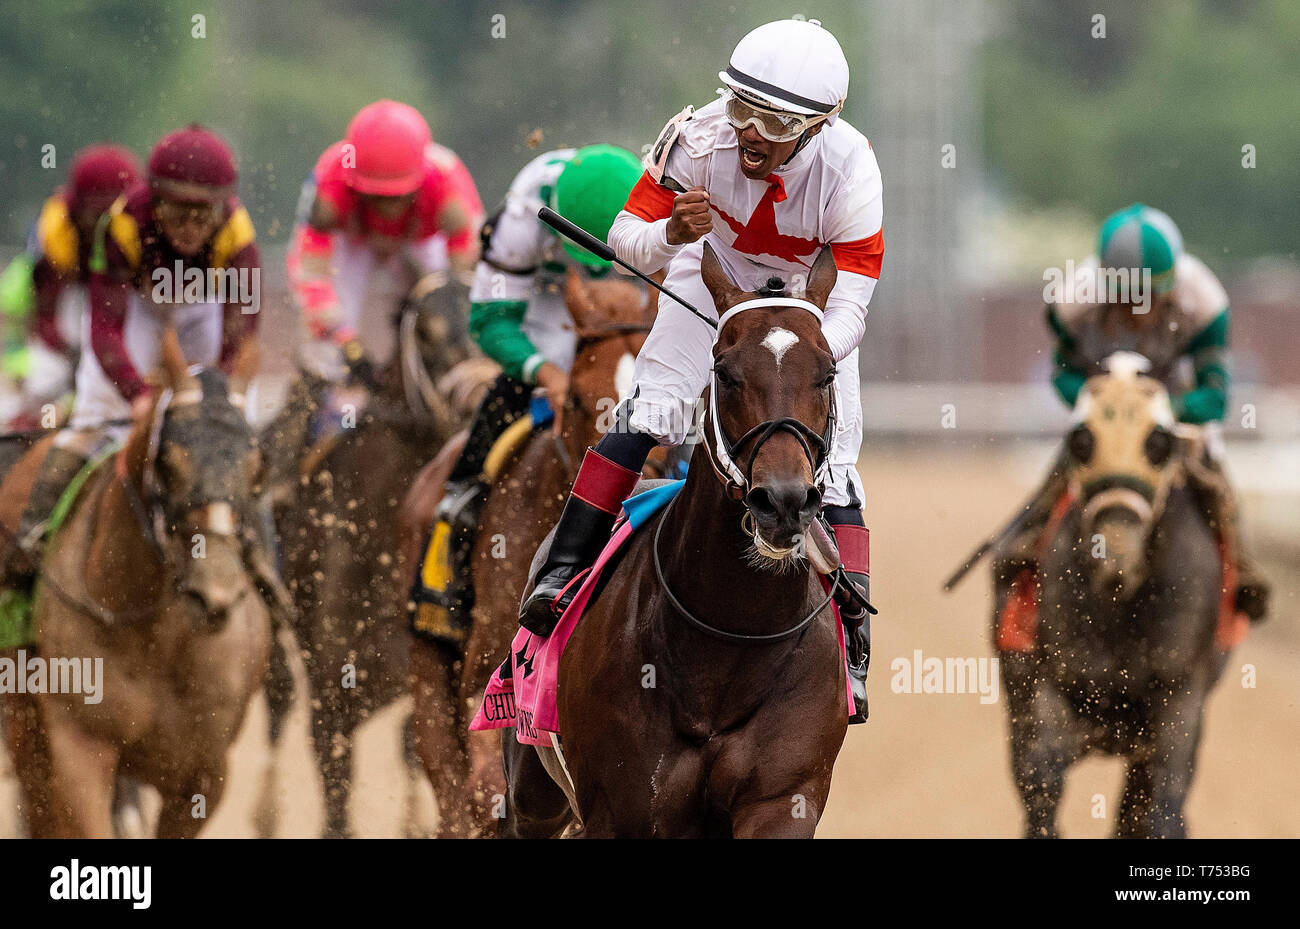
[719,18,849,124]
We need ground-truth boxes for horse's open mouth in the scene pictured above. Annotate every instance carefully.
[745,527,806,574]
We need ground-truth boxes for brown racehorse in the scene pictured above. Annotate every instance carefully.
[0,336,269,837]
[401,269,656,837]
[264,272,496,838]
[501,243,849,838]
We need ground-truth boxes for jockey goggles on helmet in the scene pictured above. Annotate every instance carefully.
[723,88,840,143]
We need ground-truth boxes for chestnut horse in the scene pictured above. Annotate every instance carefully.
[0,337,269,837]
[401,269,655,837]
[502,243,849,838]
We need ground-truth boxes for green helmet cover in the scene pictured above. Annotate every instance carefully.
[1097,203,1183,295]
[552,144,643,268]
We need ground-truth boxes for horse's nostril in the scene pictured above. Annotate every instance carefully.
[750,482,818,527]
[803,487,821,516]
[747,487,777,518]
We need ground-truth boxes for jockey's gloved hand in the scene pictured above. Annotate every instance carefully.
[341,339,378,391]
[833,568,876,622]
[297,338,347,383]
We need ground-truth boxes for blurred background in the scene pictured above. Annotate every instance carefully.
[0,0,1295,837]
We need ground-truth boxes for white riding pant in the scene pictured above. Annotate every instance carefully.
[57,294,223,455]
[300,234,451,381]
[627,241,865,508]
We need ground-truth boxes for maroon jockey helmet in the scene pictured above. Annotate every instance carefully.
[148,124,238,203]
[67,144,142,216]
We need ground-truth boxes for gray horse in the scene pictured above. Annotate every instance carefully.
[996,366,1232,838]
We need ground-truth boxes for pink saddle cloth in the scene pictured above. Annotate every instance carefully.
[470,515,854,747]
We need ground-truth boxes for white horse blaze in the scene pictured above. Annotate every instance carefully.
[762,327,800,366]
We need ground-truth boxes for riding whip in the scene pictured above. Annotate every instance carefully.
[537,206,716,330]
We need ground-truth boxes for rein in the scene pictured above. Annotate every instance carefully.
[650,496,838,644]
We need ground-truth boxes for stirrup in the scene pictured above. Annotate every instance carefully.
[847,650,869,725]
[519,565,587,637]
[410,481,485,646]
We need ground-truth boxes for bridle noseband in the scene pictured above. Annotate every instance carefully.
[651,296,840,644]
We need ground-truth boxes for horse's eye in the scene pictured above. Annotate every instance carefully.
[714,366,735,389]
[1144,426,1174,467]
[820,370,836,389]
[1068,424,1095,465]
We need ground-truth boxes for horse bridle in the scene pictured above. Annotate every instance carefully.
[398,270,470,426]
[652,297,840,643]
[700,298,837,502]
[132,381,247,602]
[39,378,248,625]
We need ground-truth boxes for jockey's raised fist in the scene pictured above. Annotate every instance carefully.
[666,186,713,245]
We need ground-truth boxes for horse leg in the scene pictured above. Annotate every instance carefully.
[410,636,474,837]
[1121,685,1205,838]
[1115,759,1156,838]
[499,731,573,839]
[458,603,517,833]
[1008,683,1083,838]
[1,690,56,837]
[156,769,226,839]
[111,776,149,838]
[399,711,436,838]
[43,708,117,838]
[254,627,296,839]
[309,696,356,839]
[731,793,824,839]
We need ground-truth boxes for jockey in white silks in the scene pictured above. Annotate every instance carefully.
[519,18,884,724]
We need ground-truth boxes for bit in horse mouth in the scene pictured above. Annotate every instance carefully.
[745,529,807,574]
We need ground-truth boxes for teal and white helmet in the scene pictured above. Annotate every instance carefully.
[1097,204,1183,295]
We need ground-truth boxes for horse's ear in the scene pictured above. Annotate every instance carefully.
[230,337,259,397]
[700,241,742,311]
[160,327,190,389]
[564,266,600,330]
[804,246,839,310]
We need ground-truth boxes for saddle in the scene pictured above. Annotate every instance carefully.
[470,481,856,746]
[0,443,118,649]
[995,486,1248,654]
[409,396,555,646]
[469,480,685,745]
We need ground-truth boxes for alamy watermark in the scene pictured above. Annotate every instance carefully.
[151,261,261,314]
[0,649,103,704]
[889,649,999,704]
[1043,260,1152,314]
[50,859,150,909]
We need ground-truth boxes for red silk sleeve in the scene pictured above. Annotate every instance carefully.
[623,172,677,223]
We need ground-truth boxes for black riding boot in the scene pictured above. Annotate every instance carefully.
[838,571,873,724]
[518,447,642,636]
[826,513,874,725]
[451,373,532,483]
[413,374,531,645]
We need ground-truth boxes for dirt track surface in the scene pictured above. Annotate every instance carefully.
[2,438,1296,838]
